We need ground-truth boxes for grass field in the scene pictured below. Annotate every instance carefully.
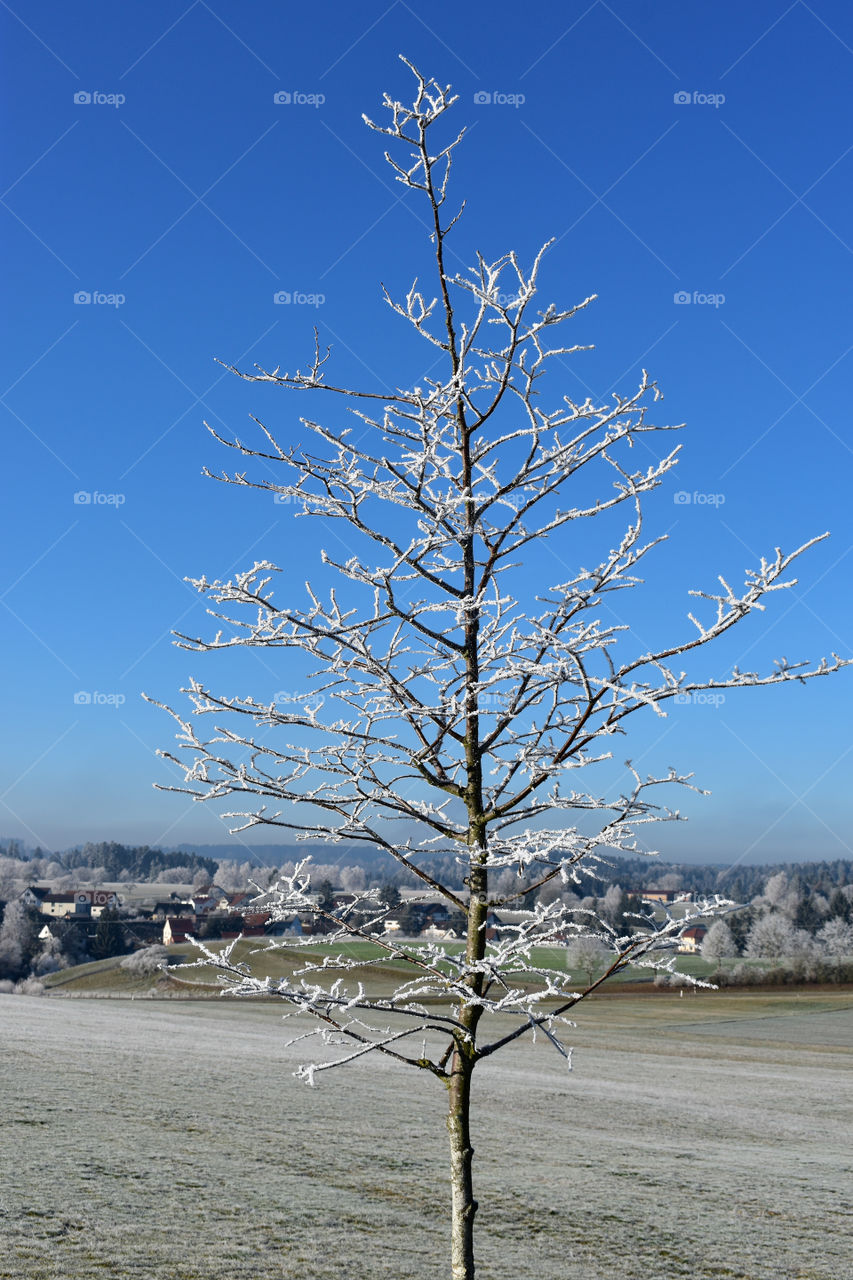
[39,937,719,1002]
[2,987,851,1279]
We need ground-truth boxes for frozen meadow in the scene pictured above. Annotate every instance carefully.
[1,990,851,1280]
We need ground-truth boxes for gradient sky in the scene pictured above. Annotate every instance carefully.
[1,0,851,865]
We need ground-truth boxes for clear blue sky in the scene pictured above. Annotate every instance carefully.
[1,0,851,865]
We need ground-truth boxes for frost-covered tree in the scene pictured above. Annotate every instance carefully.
[0,856,30,900]
[754,870,801,918]
[33,932,65,976]
[816,917,853,958]
[120,944,170,976]
[654,871,683,892]
[155,864,194,884]
[214,858,256,891]
[150,60,850,1280]
[0,900,40,981]
[700,919,738,963]
[602,883,627,928]
[339,865,367,893]
[742,911,799,962]
[536,877,565,907]
[565,935,610,985]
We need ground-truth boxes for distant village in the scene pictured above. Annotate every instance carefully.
[17,880,708,954]
[2,841,851,988]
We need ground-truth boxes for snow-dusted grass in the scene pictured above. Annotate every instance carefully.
[1,990,851,1279]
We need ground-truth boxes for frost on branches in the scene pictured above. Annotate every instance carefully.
[149,58,849,1280]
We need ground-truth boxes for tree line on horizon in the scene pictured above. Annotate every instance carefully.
[2,836,851,898]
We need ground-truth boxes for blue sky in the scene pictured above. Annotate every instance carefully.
[1,0,851,865]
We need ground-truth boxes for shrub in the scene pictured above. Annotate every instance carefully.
[15,977,45,996]
[120,945,169,976]
[710,958,853,987]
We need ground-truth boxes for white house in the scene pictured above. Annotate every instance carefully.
[22,887,120,918]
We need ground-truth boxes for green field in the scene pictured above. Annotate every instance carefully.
[40,938,720,1003]
[2,985,851,1279]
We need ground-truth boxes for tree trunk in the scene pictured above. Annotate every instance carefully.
[447,1048,477,1279]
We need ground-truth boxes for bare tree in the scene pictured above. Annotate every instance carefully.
[339,865,367,893]
[654,871,684,892]
[565,934,611,985]
[700,918,738,964]
[120,944,170,977]
[744,914,801,960]
[754,870,801,918]
[214,858,257,891]
[33,931,65,976]
[0,900,40,982]
[0,854,41,900]
[150,60,849,1280]
[601,883,627,927]
[817,918,853,958]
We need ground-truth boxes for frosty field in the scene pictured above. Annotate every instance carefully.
[1,990,851,1280]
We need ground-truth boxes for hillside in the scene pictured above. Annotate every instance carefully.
[41,940,457,1000]
[40,937,730,1002]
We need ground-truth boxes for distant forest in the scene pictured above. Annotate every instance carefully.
[0,839,217,883]
[1,836,850,902]
[596,856,853,903]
